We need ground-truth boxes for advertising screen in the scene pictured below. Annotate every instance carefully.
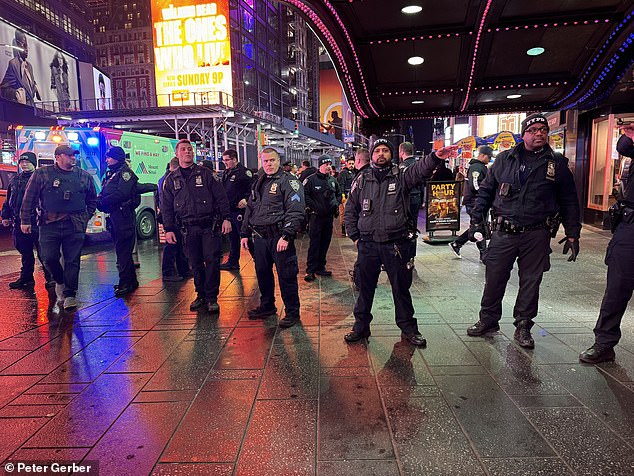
[425,181,461,232]
[0,18,79,111]
[93,67,112,110]
[151,0,232,107]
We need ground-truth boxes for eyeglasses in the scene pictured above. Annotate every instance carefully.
[525,126,549,135]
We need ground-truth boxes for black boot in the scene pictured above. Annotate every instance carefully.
[579,343,615,364]
[466,320,500,336]
[513,320,535,348]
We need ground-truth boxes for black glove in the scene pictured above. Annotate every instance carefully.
[468,223,485,242]
[559,237,579,262]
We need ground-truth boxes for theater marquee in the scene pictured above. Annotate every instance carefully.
[151,0,232,106]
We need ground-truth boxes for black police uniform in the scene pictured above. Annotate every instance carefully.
[162,163,230,305]
[1,169,52,287]
[241,169,305,320]
[470,142,581,331]
[344,152,442,338]
[158,170,190,278]
[337,167,355,196]
[97,161,139,292]
[304,170,341,275]
[590,134,634,351]
[221,162,254,267]
[399,156,423,229]
[453,158,488,250]
[20,164,97,299]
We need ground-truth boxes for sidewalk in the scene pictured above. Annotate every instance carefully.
[0,223,632,475]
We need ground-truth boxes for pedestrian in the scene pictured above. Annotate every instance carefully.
[349,147,370,290]
[96,146,139,297]
[303,154,341,282]
[398,142,423,234]
[158,157,191,281]
[19,145,98,311]
[220,148,253,271]
[579,124,634,363]
[337,156,355,234]
[161,139,232,313]
[344,137,455,346]
[1,152,53,290]
[466,113,581,348]
[282,160,293,174]
[430,159,454,181]
[240,147,305,328]
[449,145,493,260]
[298,160,316,182]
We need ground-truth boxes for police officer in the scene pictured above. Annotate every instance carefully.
[449,145,493,260]
[1,152,53,289]
[97,146,139,297]
[466,113,581,348]
[220,148,253,271]
[303,154,341,282]
[398,142,423,233]
[344,138,453,346]
[20,144,97,311]
[349,147,371,290]
[337,156,355,234]
[240,147,305,328]
[579,124,634,363]
[162,139,231,313]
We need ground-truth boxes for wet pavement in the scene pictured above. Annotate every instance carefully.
[0,218,633,475]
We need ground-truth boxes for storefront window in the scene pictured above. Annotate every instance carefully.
[548,130,565,155]
[587,118,613,211]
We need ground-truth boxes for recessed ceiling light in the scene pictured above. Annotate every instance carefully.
[411,100,425,104]
[526,47,545,56]
[408,56,424,65]
[401,5,422,14]
[506,94,522,99]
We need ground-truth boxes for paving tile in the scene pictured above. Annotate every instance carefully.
[483,457,573,475]
[161,379,258,462]
[0,350,30,372]
[23,373,149,448]
[435,374,555,458]
[429,365,488,376]
[258,340,319,400]
[151,463,234,475]
[319,367,374,378]
[0,376,42,408]
[0,404,65,418]
[370,338,434,387]
[9,393,75,406]
[144,334,227,391]
[0,418,48,462]
[39,336,142,384]
[235,400,316,475]
[524,407,634,475]
[25,383,88,394]
[415,325,480,366]
[319,326,370,368]
[538,363,634,438]
[84,402,189,475]
[466,340,568,395]
[390,394,485,474]
[510,395,582,408]
[134,390,197,403]
[318,376,393,460]
[106,330,190,373]
[318,460,399,475]
[214,327,275,370]
[206,369,262,380]
[9,447,90,463]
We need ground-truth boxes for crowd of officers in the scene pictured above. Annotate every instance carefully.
[2,115,633,363]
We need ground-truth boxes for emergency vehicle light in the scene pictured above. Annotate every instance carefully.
[34,131,46,141]
[51,135,62,143]
[67,132,79,141]
[87,137,99,146]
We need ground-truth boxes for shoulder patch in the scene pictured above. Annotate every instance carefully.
[289,179,300,192]
[122,172,131,181]
[246,170,253,177]
[472,171,480,179]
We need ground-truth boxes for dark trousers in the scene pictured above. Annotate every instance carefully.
[353,240,418,335]
[39,218,85,298]
[454,204,487,253]
[409,193,421,231]
[13,225,51,282]
[593,222,634,347]
[306,213,334,273]
[111,225,137,287]
[479,229,551,328]
[225,211,243,265]
[162,229,189,277]
[182,226,222,302]
[253,235,300,318]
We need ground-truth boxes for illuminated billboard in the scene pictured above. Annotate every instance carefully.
[151,0,232,107]
[0,18,79,111]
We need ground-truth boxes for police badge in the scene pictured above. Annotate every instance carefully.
[52,178,61,188]
[289,179,300,192]
[122,172,131,181]
[546,160,556,181]
[246,170,253,178]
[195,175,203,187]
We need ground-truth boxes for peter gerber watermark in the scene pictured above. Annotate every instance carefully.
[2,461,99,475]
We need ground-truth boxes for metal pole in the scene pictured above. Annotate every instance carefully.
[212,117,219,166]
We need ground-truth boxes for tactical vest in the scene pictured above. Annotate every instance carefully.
[41,167,87,213]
